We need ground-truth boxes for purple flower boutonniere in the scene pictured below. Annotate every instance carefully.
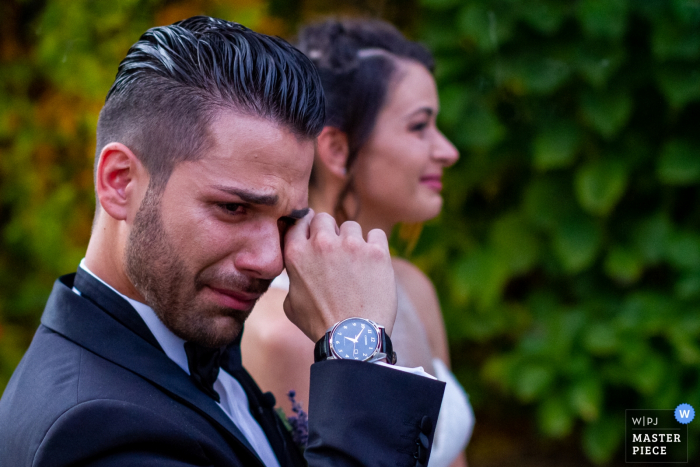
[276,390,308,452]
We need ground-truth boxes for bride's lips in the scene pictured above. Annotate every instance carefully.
[420,174,443,192]
[207,286,260,310]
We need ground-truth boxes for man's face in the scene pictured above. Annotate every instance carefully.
[125,111,313,347]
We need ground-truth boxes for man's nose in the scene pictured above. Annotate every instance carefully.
[233,221,285,280]
[432,129,459,167]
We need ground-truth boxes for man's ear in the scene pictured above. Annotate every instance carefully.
[95,143,148,222]
[316,126,349,178]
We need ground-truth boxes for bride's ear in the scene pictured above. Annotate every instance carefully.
[316,126,349,179]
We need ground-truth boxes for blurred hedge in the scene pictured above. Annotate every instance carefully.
[406,0,700,463]
[1,0,700,465]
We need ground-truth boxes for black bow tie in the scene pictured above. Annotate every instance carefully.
[184,339,304,466]
[184,341,242,402]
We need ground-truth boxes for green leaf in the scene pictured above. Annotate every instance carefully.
[533,123,581,170]
[434,56,470,83]
[569,377,602,421]
[456,105,504,149]
[619,292,674,334]
[523,177,576,230]
[580,90,632,138]
[422,24,464,51]
[656,64,700,108]
[275,407,293,432]
[604,246,643,284]
[651,17,700,60]
[514,363,555,402]
[669,329,700,365]
[583,323,619,355]
[582,416,623,464]
[489,212,540,274]
[657,139,700,185]
[671,0,700,24]
[574,43,625,87]
[548,310,586,359]
[519,0,568,34]
[500,54,571,95]
[454,249,510,309]
[631,353,666,394]
[666,231,700,270]
[633,0,667,20]
[482,354,518,389]
[457,3,515,52]
[575,159,628,216]
[438,84,471,131]
[537,395,573,438]
[577,0,629,40]
[633,214,672,263]
[552,213,602,273]
[676,271,700,299]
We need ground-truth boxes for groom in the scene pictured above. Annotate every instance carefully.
[0,16,444,466]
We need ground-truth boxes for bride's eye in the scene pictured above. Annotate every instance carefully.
[409,121,429,133]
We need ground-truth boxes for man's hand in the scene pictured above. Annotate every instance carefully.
[282,210,397,342]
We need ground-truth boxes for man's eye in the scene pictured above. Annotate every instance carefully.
[278,217,297,230]
[219,203,245,215]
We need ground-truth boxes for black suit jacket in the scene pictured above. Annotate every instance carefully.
[0,270,445,466]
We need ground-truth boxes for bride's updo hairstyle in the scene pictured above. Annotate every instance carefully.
[296,19,434,222]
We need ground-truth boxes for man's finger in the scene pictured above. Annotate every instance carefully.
[284,208,314,250]
[339,220,363,239]
[309,212,340,238]
[366,228,389,249]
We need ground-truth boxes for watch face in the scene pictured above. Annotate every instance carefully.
[330,318,380,361]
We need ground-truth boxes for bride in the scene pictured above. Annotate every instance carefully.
[242,18,474,467]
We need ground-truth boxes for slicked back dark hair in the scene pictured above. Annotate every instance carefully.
[96,16,325,191]
[296,18,433,222]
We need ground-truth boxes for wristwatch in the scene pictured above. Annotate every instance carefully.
[314,317,397,364]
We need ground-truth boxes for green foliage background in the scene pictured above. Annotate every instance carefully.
[1,0,700,465]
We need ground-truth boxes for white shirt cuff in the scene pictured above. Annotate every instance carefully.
[375,362,437,380]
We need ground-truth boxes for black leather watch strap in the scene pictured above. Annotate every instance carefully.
[382,329,397,365]
[314,333,330,363]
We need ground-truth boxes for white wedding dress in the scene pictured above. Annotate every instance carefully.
[269,273,474,467]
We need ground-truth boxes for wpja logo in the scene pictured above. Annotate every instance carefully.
[625,404,694,463]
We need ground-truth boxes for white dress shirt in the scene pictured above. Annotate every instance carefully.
[73,260,280,467]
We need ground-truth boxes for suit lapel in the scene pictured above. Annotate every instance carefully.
[72,268,163,352]
[41,274,266,467]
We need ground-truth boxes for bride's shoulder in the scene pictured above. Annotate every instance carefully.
[391,257,450,364]
[391,257,435,293]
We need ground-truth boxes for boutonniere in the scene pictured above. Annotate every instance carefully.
[276,390,308,452]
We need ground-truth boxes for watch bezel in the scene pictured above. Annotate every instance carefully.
[328,317,382,362]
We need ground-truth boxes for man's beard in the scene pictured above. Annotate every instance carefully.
[124,186,271,348]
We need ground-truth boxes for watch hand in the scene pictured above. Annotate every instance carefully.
[354,328,364,341]
[344,336,357,343]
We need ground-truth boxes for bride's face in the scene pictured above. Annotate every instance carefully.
[352,60,459,226]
